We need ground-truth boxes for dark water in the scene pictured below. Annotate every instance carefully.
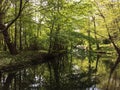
[0,52,120,90]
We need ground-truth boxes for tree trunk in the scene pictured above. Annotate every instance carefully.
[0,1,23,89]
[0,12,18,55]
[92,16,100,50]
[14,1,18,49]
[19,16,23,50]
[3,40,7,51]
[3,29,18,55]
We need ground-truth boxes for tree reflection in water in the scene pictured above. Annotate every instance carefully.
[0,53,119,90]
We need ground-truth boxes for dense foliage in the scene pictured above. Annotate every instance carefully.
[0,0,120,90]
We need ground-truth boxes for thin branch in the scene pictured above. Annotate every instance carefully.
[21,0,29,11]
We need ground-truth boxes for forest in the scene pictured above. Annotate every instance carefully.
[0,0,120,90]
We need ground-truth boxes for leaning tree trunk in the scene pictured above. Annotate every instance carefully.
[0,0,23,55]
[2,29,18,55]
[0,0,24,90]
[0,13,18,55]
[0,12,18,90]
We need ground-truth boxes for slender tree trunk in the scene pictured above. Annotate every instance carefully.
[92,16,100,50]
[19,16,22,50]
[48,19,54,53]
[95,55,100,71]
[87,16,92,74]
[14,1,18,49]
[24,29,28,49]
[88,29,92,75]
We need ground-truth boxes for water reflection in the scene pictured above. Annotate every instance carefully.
[0,53,119,90]
[86,84,102,90]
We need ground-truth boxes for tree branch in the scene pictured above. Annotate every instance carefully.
[94,0,120,54]
[4,0,23,31]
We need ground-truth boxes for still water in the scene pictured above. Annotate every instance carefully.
[0,53,119,90]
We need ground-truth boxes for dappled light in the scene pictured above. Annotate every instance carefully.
[0,0,120,90]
